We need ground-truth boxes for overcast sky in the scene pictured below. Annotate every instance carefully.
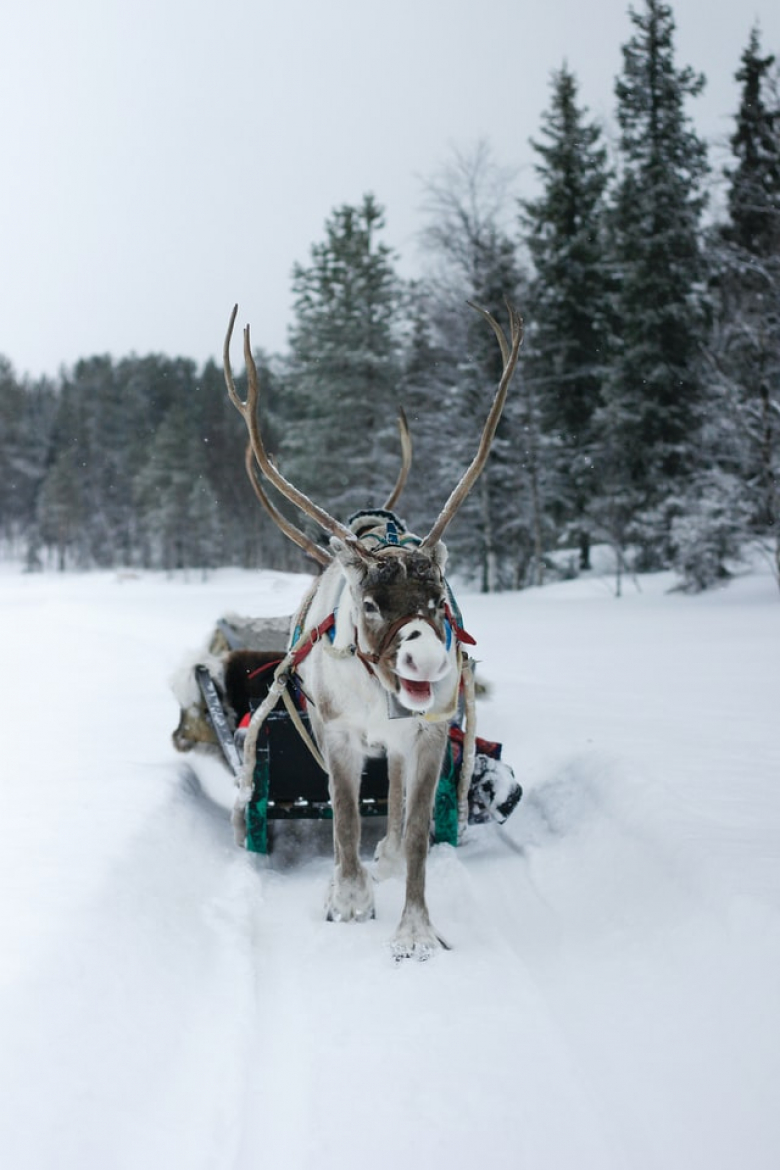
[2,0,778,379]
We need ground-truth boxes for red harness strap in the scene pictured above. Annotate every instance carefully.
[444,603,477,646]
[290,612,337,669]
[246,657,283,682]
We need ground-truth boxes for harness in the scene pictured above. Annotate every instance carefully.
[232,513,478,824]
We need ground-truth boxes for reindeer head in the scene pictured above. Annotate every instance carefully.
[332,535,451,712]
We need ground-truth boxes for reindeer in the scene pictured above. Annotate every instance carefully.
[223,301,522,959]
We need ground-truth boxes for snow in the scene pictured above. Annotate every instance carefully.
[1,560,779,1169]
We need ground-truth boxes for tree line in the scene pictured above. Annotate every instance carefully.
[1,1,778,592]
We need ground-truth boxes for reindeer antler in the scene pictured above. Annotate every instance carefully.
[241,443,331,567]
[383,408,412,511]
[420,301,523,549]
[224,300,520,561]
[223,305,361,556]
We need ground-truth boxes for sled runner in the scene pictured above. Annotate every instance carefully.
[172,611,522,855]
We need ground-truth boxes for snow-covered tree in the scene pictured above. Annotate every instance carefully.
[725,27,780,257]
[133,404,221,572]
[0,359,55,553]
[519,64,613,571]
[416,143,530,590]
[280,195,404,524]
[36,447,87,571]
[667,468,751,591]
[710,26,780,587]
[595,0,709,567]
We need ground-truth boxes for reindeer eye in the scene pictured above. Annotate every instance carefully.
[363,599,379,617]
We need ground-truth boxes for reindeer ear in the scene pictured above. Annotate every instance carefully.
[429,540,448,572]
[330,536,368,575]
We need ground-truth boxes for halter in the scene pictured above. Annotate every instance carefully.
[354,602,475,669]
[354,611,444,669]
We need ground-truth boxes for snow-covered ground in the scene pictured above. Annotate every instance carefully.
[1,559,779,1169]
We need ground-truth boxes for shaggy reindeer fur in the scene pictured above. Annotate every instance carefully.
[295,530,458,959]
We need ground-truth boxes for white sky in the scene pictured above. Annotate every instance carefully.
[1,0,778,379]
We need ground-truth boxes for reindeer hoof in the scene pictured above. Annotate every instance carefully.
[390,908,447,961]
[327,906,376,923]
[325,868,375,923]
[391,937,437,962]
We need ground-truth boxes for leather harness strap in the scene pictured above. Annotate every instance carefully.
[290,612,337,669]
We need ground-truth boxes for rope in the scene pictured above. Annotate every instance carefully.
[232,656,293,846]
[458,657,477,836]
[280,684,328,772]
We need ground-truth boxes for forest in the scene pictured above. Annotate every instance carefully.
[1,1,778,593]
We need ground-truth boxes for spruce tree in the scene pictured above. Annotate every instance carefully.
[0,360,56,552]
[280,194,403,524]
[596,0,709,567]
[133,404,221,572]
[711,26,780,587]
[36,447,87,571]
[519,64,612,570]
[726,27,780,256]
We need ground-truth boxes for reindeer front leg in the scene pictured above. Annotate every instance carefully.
[322,727,375,923]
[391,723,449,960]
[374,752,406,879]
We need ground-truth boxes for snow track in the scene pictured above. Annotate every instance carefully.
[0,767,259,1170]
[1,564,779,1168]
[232,831,618,1170]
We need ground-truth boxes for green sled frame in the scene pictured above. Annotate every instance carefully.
[194,663,520,856]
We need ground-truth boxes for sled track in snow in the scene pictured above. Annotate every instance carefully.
[135,758,620,1168]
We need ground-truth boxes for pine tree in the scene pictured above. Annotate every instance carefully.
[726,27,780,256]
[710,26,780,587]
[63,355,132,567]
[519,64,613,571]
[36,447,87,571]
[280,195,404,525]
[0,360,56,553]
[133,404,221,572]
[196,357,270,568]
[595,0,709,567]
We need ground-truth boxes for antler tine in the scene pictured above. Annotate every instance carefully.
[466,298,512,367]
[223,306,357,552]
[243,444,331,568]
[223,303,245,414]
[382,407,412,511]
[420,301,523,550]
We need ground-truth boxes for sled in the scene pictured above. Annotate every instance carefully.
[172,614,521,854]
